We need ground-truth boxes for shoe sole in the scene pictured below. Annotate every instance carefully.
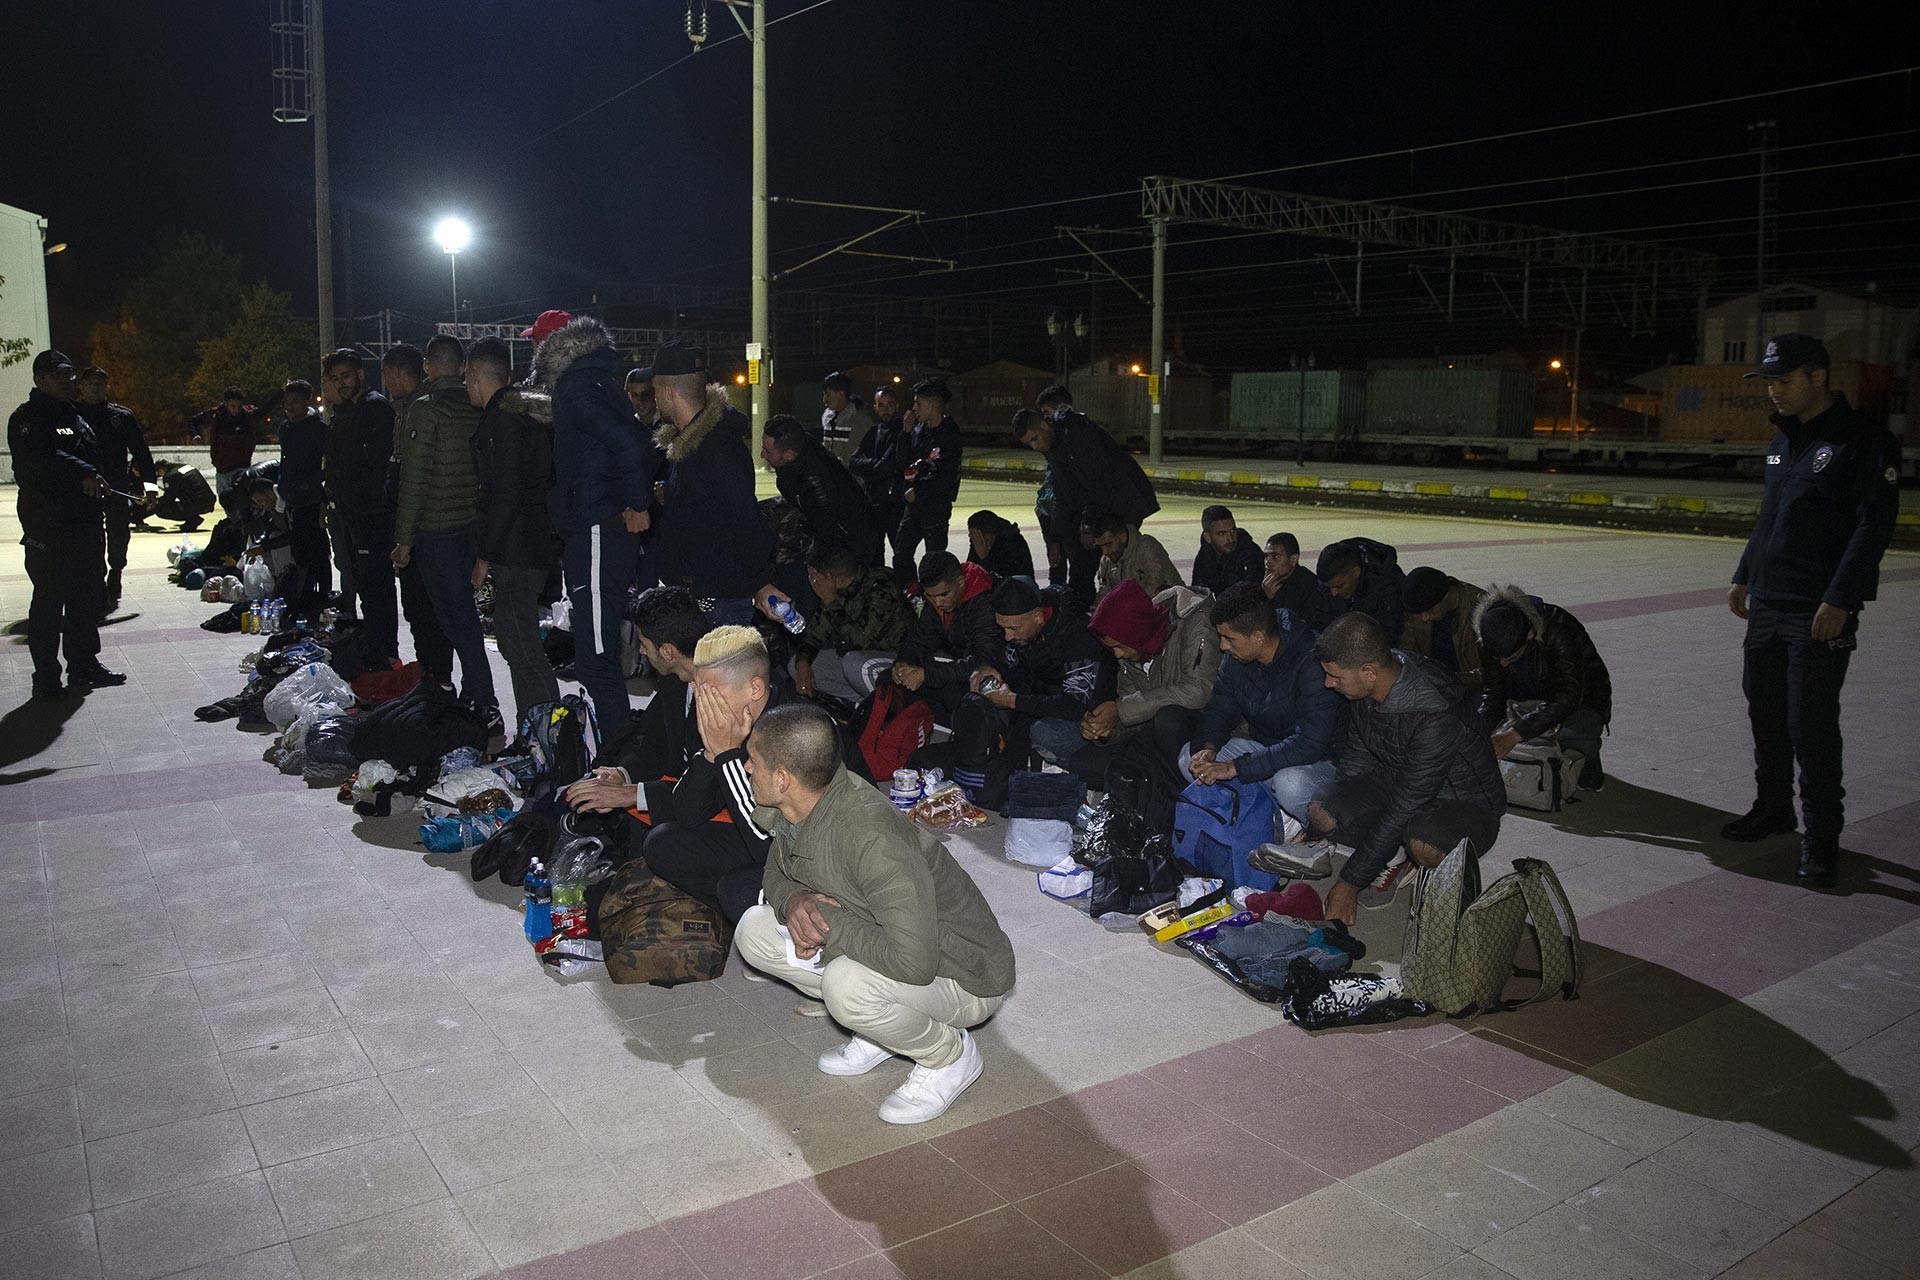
[879,1054,983,1126]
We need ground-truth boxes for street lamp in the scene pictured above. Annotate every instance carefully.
[44,242,68,257]
[433,217,471,318]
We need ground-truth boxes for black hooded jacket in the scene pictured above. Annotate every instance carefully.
[773,435,879,562]
[473,387,557,569]
[1317,536,1406,641]
[850,416,906,507]
[1334,651,1506,888]
[656,392,775,600]
[1472,589,1612,739]
[325,391,397,529]
[1047,411,1159,530]
[992,593,1118,723]
[9,388,104,534]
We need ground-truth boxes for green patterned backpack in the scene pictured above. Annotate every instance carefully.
[1401,843,1582,1017]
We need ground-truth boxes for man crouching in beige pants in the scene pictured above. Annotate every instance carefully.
[735,703,1016,1124]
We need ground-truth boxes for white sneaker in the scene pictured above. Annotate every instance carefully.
[816,1035,893,1077]
[877,1031,983,1125]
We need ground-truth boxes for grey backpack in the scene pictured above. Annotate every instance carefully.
[1401,843,1582,1017]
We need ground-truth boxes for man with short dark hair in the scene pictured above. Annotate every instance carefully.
[1311,613,1507,927]
[467,337,560,723]
[819,371,873,467]
[390,335,496,726]
[891,550,999,724]
[276,377,330,618]
[189,385,268,506]
[625,367,657,426]
[651,344,775,627]
[891,378,963,577]
[1017,388,1159,606]
[74,365,156,615]
[372,344,457,690]
[1191,505,1263,596]
[1401,567,1487,689]
[794,542,914,704]
[965,577,1114,790]
[738,701,1016,1125]
[1184,582,1341,826]
[530,317,661,736]
[9,351,121,697]
[1472,585,1611,790]
[1316,536,1406,642]
[566,586,710,821]
[965,510,1034,582]
[1084,510,1181,601]
[851,384,908,577]
[1262,531,1326,626]
[761,414,881,567]
[1724,333,1900,886]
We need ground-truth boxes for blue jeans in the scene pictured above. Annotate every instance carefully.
[1179,738,1334,825]
[1028,717,1088,766]
[410,525,495,708]
[563,521,643,739]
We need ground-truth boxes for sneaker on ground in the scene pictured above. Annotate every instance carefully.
[878,1032,983,1125]
[794,1002,828,1018]
[1359,855,1415,910]
[817,1035,894,1077]
[1248,841,1332,880]
[739,967,770,983]
[1720,805,1796,843]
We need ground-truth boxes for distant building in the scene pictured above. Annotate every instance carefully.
[1703,282,1916,373]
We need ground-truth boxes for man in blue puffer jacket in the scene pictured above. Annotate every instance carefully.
[530,315,659,737]
[1182,582,1343,824]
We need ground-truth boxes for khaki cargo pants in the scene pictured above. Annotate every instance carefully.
[735,905,1002,1069]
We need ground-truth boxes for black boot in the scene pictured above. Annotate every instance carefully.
[1797,835,1839,889]
[32,675,68,701]
[69,662,128,688]
[1577,755,1605,792]
[1721,804,1796,843]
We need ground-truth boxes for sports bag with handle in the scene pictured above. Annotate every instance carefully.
[596,857,732,987]
[853,682,933,783]
[519,695,599,800]
[1401,842,1582,1017]
[1171,776,1278,892]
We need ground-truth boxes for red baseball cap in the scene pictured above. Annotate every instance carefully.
[520,309,574,342]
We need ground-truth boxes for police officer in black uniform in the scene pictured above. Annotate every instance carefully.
[1723,333,1900,887]
[75,364,157,615]
[7,351,127,699]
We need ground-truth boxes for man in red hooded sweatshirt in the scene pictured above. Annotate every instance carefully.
[890,550,1000,725]
[1051,578,1220,786]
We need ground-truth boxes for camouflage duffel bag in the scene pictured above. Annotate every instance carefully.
[596,857,732,987]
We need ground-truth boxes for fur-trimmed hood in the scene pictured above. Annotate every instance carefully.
[1470,583,1543,637]
[500,386,552,425]
[530,316,615,389]
[654,387,730,463]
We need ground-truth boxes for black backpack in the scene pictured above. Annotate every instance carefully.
[1106,732,1188,835]
[349,681,488,768]
[519,695,599,800]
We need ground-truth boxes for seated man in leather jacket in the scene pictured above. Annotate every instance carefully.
[1472,585,1612,791]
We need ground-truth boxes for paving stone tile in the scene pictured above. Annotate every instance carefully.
[1649,1119,1864,1221]
[262,1133,448,1237]
[0,1143,93,1235]
[239,1078,406,1167]
[219,1030,374,1107]
[1800,1179,1920,1276]
[0,1084,82,1161]
[1039,1073,1236,1160]
[93,1169,287,1280]
[288,1198,493,1280]
[414,1099,595,1194]
[1016,1162,1229,1275]
[493,1223,705,1280]
[1716,1226,1901,1279]
[1113,1227,1310,1280]
[1130,1123,1331,1227]
[1347,1139,1556,1249]
[456,1162,654,1269]
[807,1142,1006,1249]
[883,1204,1105,1280]
[662,1181,873,1280]
[0,1211,101,1280]
[1472,1202,1707,1280]
[1242,1182,1461,1280]
[85,1110,259,1208]
[927,1104,1125,1203]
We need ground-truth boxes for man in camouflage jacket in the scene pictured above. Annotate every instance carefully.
[794,542,914,705]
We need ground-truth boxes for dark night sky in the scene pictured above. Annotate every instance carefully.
[7,1,1917,374]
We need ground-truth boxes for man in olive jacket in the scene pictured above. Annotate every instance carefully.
[391,335,493,718]
[737,704,1015,1126]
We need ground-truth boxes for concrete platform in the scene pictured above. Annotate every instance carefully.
[3,479,1918,1280]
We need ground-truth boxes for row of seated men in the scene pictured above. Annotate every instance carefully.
[563,503,1613,941]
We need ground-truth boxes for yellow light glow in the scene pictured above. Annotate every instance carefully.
[1129,363,1143,375]
[891,375,902,383]
[1549,359,1562,370]
[734,373,748,385]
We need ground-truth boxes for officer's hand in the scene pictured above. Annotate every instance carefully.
[621,507,649,534]
[1811,602,1848,642]
[470,558,489,591]
[391,545,411,569]
[1727,584,1749,619]
[82,474,105,498]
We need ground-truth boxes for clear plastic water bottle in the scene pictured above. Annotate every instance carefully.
[767,593,807,636]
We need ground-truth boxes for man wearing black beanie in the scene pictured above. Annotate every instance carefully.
[1401,567,1487,689]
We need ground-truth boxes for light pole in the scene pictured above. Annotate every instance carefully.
[433,217,470,320]
[1292,352,1315,466]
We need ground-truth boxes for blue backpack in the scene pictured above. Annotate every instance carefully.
[1172,777,1279,892]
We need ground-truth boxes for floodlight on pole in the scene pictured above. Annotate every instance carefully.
[434,217,471,317]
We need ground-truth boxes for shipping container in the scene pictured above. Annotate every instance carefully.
[948,360,1055,431]
[1065,372,1214,440]
[0,202,52,425]
[1228,370,1367,438]
[1363,368,1536,438]
[1659,361,1893,442]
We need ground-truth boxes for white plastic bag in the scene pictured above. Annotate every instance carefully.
[243,560,275,601]
[547,596,572,632]
[1037,856,1091,900]
[1005,817,1074,868]
[219,575,245,604]
[420,764,525,818]
[167,539,200,566]
[262,662,356,730]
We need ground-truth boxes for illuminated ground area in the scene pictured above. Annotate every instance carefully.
[2,478,1917,1280]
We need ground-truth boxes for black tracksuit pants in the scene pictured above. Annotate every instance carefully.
[1743,598,1856,841]
[25,527,104,679]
